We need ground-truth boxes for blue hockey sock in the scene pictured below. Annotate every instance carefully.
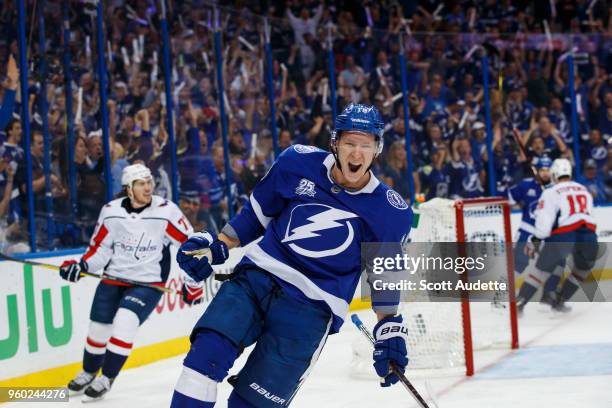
[101,350,128,379]
[517,282,538,306]
[558,275,580,301]
[83,350,104,374]
[543,274,561,294]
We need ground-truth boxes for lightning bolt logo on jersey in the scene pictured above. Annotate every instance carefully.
[282,204,359,258]
[227,145,413,333]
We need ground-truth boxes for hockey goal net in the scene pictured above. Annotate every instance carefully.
[352,197,519,377]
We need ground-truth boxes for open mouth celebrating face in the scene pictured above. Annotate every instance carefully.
[348,162,362,173]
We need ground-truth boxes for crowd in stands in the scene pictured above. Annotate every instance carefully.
[0,0,611,253]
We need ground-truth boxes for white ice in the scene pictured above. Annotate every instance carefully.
[7,302,612,408]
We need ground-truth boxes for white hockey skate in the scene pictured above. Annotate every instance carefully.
[67,371,95,395]
[82,375,114,403]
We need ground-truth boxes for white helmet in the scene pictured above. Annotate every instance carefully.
[121,164,153,188]
[550,158,572,182]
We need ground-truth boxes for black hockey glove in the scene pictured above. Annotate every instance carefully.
[59,259,86,282]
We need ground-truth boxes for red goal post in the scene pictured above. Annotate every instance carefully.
[454,197,519,376]
[351,197,520,378]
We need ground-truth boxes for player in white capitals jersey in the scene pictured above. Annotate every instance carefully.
[59,164,193,401]
[517,158,598,313]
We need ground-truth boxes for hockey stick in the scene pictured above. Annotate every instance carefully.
[0,253,179,295]
[351,314,438,408]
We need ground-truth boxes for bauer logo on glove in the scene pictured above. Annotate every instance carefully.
[379,325,409,337]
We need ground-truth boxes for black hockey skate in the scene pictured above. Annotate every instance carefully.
[82,375,114,402]
[551,296,572,314]
[67,371,95,394]
[540,291,555,306]
[537,291,556,312]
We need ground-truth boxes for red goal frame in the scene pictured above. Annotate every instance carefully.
[454,197,519,376]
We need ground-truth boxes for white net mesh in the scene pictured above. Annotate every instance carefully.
[351,198,515,377]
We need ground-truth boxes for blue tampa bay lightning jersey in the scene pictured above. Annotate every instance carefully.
[227,145,413,333]
[508,178,546,235]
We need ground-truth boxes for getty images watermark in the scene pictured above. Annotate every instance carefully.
[370,251,507,292]
[361,241,612,303]
[361,242,511,302]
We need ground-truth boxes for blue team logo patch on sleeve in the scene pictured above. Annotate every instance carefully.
[282,203,359,258]
[386,190,408,210]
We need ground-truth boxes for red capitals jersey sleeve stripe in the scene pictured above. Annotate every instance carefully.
[83,225,109,262]
[166,222,188,243]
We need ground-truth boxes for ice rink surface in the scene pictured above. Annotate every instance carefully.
[7,302,612,408]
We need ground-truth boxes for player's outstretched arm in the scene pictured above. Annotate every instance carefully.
[178,145,297,293]
[367,188,412,387]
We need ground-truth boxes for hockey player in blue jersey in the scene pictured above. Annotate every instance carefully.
[507,156,559,305]
[171,104,413,407]
[517,158,599,313]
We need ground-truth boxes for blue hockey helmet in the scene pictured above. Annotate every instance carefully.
[533,156,552,169]
[331,103,385,156]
